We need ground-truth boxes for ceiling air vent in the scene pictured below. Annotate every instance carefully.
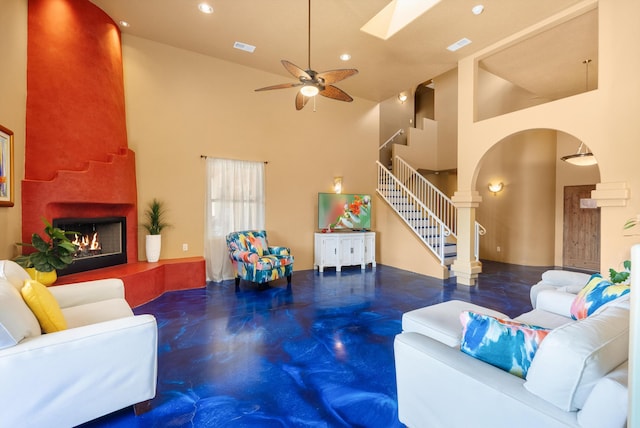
[233,42,256,53]
[447,37,472,52]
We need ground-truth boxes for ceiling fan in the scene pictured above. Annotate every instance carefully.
[255,0,358,110]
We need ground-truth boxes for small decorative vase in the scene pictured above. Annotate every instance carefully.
[26,268,57,286]
[145,234,162,262]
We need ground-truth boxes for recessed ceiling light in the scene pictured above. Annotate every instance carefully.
[447,37,472,52]
[198,3,214,14]
[233,41,256,53]
[119,20,130,27]
[471,5,484,15]
[339,53,351,61]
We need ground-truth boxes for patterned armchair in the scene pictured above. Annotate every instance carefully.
[226,230,294,289]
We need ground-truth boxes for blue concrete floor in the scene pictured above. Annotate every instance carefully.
[81,261,549,427]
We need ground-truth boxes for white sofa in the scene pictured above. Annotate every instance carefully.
[0,260,158,428]
[529,269,592,308]
[395,283,629,428]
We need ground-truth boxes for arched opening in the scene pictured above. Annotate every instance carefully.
[474,129,600,270]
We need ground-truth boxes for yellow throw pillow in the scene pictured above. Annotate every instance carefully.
[20,280,67,333]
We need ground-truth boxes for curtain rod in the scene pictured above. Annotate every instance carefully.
[200,155,268,164]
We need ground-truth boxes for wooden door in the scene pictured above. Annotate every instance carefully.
[563,185,600,271]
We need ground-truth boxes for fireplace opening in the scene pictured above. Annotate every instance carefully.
[53,216,127,275]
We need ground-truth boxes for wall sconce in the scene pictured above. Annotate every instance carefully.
[333,177,343,194]
[488,182,503,195]
[398,93,408,103]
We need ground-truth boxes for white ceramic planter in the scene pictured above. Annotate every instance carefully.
[145,234,162,262]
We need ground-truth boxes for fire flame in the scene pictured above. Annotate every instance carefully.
[72,232,101,255]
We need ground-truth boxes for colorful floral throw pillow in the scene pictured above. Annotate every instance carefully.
[460,311,551,378]
[570,273,630,320]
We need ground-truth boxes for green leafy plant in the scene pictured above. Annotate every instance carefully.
[612,217,638,284]
[142,198,171,235]
[624,217,639,231]
[15,219,78,272]
[609,259,631,284]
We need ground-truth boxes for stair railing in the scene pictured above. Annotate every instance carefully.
[475,222,486,262]
[376,161,452,265]
[392,156,457,237]
[378,156,487,265]
[378,129,404,151]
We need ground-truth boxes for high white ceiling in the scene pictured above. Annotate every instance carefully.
[89,0,596,103]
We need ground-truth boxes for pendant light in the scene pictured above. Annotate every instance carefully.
[561,141,597,166]
[561,59,597,166]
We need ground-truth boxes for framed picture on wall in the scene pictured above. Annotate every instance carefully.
[0,124,14,207]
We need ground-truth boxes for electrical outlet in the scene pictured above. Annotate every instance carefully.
[497,246,501,252]
[182,243,188,252]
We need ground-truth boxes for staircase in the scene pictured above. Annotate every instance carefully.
[376,156,485,267]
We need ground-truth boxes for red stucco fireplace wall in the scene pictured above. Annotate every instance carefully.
[23,0,206,306]
[23,0,137,263]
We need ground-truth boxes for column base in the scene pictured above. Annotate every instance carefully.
[451,260,482,286]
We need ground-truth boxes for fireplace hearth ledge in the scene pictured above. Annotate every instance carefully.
[55,257,206,307]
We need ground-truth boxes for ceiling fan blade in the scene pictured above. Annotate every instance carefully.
[255,82,302,92]
[316,68,359,85]
[295,91,310,110]
[282,60,312,80]
[319,85,353,102]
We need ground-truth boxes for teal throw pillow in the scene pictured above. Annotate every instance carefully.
[460,311,551,379]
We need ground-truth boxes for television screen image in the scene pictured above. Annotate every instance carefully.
[318,193,372,230]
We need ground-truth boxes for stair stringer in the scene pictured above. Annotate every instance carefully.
[375,197,451,280]
[377,162,455,279]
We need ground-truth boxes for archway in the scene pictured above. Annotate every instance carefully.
[473,128,600,268]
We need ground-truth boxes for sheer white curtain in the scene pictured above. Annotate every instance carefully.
[204,158,265,282]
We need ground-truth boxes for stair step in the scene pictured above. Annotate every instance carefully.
[413,225,438,230]
[397,210,424,218]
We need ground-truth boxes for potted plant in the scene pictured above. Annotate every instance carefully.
[610,217,636,284]
[624,216,639,234]
[141,198,170,262]
[609,260,631,284]
[15,218,78,285]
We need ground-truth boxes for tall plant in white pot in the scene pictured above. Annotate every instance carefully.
[142,198,170,262]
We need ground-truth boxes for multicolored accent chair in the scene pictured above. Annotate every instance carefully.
[226,230,294,289]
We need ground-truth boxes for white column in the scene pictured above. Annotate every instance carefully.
[450,190,483,286]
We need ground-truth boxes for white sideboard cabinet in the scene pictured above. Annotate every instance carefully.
[314,231,376,273]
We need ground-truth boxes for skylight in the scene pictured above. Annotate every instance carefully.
[360,0,441,40]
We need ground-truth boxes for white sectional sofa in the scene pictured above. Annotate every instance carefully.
[529,269,592,308]
[0,260,158,428]
[394,274,629,428]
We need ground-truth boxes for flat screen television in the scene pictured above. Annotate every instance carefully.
[318,193,372,231]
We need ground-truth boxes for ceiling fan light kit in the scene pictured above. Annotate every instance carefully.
[254,0,358,110]
[300,85,320,97]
